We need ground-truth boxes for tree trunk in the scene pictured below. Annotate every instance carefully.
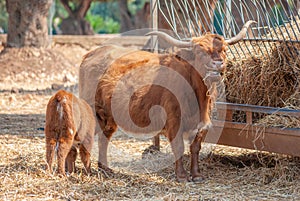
[118,0,134,32]
[5,0,53,48]
[135,2,150,29]
[60,17,93,35]
[60,0,94,35]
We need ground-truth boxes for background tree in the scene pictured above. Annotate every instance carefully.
[59,0,94,35]
[93,0,148,32]
[117,0,149,32]
[78,0,149,33]
[85,1,120,34]
[5,0,53,47]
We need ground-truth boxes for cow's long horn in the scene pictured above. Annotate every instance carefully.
[146,31,192,48]
[225,20,257,45]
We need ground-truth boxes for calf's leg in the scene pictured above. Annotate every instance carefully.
[79,144,92,174]
[46,137,56,173]
[66,146,77,174]
[80,135,94,174]
[57,139,73,176]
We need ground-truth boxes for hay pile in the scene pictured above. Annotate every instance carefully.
[224,19,300,127]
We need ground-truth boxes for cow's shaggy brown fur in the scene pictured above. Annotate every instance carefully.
[92,34,227,182]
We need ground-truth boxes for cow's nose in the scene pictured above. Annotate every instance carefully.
[212,60,225,71]
[212,60,223,66]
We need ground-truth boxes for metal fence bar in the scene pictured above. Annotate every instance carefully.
[150,0,159,52]
[151,0,300,60]
[241,1,269,58]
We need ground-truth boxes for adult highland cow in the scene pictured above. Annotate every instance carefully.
[80,20,255,182]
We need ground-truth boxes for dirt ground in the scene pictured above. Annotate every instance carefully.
[0,37,300,200]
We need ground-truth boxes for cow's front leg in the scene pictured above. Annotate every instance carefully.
[190,128,208,182]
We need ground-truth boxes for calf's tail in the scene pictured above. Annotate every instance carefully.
[50,90,76,137]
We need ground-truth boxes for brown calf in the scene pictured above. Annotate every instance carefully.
[45,90,95,175]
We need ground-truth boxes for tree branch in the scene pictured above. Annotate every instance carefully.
[60,0,73,16]
[78,0,92,18]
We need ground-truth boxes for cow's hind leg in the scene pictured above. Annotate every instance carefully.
[98,130,115,173]
[96,109,116,173]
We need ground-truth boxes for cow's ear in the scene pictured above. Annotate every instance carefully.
[176,48,195,61]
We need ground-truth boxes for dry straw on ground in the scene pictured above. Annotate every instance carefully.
[1,133,300,200]
[0,91,299,200]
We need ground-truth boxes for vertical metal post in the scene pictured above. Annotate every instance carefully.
[225,0,232,37]
[150,0,160,149]
[239,0,244,23]
[150,0,158,52]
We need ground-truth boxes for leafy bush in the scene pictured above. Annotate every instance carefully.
[85,1,121,34]
[85,11,120,34]
[0,0,8,33]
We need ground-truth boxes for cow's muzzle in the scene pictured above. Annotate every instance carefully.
[204,61,225,83]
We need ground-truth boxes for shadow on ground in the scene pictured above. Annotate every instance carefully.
[0,113,45,137]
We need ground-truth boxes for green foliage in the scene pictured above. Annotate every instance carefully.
[54,0,68,19]
[85,1,120,33]
[0,0,8,33]
[270,4,286,25]
[101,18,120,33]
[127,0,148,15]
[86,0,148,34]
[85,2,120,33]
[85,12,104,33]
[90,1,120,21]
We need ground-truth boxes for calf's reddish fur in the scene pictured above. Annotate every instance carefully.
[45,90,95,175]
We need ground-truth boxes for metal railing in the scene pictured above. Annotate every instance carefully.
[150,0,300,60]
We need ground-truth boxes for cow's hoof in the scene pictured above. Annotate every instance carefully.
[177,176,191,183]
[98,162,114,175]
[142,145,160,158]
[192,176,205,183]
[57,172,66,178]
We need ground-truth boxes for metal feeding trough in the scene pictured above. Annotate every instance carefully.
[211,102,300,156]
